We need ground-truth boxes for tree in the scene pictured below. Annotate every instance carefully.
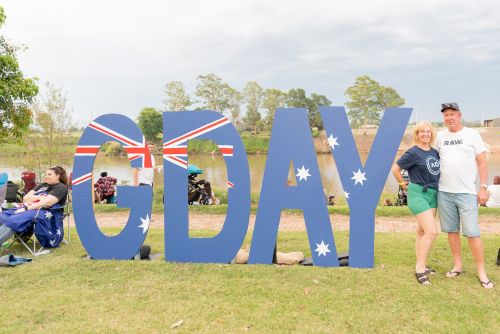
[0,6,38,140]
[286,89,330,130]
[194,73,233,114]
[286,88,309,108]
[242,81,264,134]
[345,75,405,134]
[226,87,243,129]
[375,86,406,110]
[137,107,162,143]
[309,93,331,130]
[262,88,287,130]
[163,81,192,111]
[25,83,75,173]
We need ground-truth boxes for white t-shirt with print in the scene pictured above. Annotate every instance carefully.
[435,127,486,195]
[137,154,155,186]
[486,184,500,208]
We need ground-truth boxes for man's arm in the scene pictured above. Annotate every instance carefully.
[476,152,488,205]
[133,168,139,186]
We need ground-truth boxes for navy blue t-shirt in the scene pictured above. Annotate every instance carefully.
[397,146,440,190]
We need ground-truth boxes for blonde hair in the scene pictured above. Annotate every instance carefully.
[412,121,436,146]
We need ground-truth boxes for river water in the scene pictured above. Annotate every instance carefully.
[1,153,500,196]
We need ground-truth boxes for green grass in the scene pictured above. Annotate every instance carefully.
[1,229,498,333]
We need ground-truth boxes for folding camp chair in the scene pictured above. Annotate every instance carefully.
[0,190,72,256]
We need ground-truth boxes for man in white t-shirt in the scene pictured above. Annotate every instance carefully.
[133,142,156,187]
[436,102,493,289]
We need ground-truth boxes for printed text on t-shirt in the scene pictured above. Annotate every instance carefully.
[444,139,463,145]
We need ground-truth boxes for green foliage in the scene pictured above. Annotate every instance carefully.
[242,81,264,134]
[345,75,405,133]
[286,88,331,130]
[0,6,39,140]
[163,81,192,111]
[262,88,287,131]
[24,82,75,173]
[137,107,162,143]
[161,75,332,132]
[101,141,124,155]
[376,86,405,110]
[195,73,234,114]
[186,139,218,154]
[226,86,243,129]
[309,93,331,129]
[240,133,269,153]
[286,88,309,108]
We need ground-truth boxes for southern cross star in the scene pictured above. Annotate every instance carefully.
[344,191,350,199]
[44,211,53,219]
[296,166,311,181]
[138,214,151,234]
[315,241,331,257]
[351,169,367,185]
[327,134,339,150]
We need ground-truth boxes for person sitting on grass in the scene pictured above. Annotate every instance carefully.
[485,176,500,208]
[94,171,118,204]
[0,166,68,247]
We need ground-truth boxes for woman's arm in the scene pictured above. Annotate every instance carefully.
[22,189,39,203]
[391,164,408,190]
[26,194,59,211]
[15,194,60,214]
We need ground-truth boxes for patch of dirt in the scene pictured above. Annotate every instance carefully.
[70,212,500,234]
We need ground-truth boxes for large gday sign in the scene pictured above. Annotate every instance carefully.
[72,107,412,268]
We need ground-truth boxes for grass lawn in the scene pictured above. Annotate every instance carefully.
[1,229,499,333]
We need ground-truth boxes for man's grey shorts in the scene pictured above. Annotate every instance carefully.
[438,191,480,237]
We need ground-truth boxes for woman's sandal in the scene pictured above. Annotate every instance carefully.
[446,270,464,278]
[415,272,431,285]
[425,267,436,275]
[480,280,494,289]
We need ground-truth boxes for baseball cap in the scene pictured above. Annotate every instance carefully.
[441,102,460,112]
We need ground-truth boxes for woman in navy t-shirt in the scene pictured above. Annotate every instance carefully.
[392,121,440,285]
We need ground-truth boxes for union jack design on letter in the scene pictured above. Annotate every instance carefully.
[163,116,231,169]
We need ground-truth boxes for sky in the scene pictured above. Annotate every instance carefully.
[2,0,500,126]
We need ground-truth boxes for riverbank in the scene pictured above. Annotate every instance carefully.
[313,127,500,154]
[2,127,499,157]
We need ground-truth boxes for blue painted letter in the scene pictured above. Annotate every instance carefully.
[163,111,250,263]
[320,107,411,267]
[248,108,339,266]
[72,114,153,259]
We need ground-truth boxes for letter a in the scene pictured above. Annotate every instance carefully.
[248,108,339,266]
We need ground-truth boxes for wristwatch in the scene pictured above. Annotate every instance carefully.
[480,184,488,189]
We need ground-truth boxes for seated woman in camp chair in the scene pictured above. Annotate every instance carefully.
[0,166,68,248]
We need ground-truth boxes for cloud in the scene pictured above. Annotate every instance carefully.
[2,0,500,123]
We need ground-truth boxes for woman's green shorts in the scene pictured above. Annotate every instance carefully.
[407,183,438,215]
